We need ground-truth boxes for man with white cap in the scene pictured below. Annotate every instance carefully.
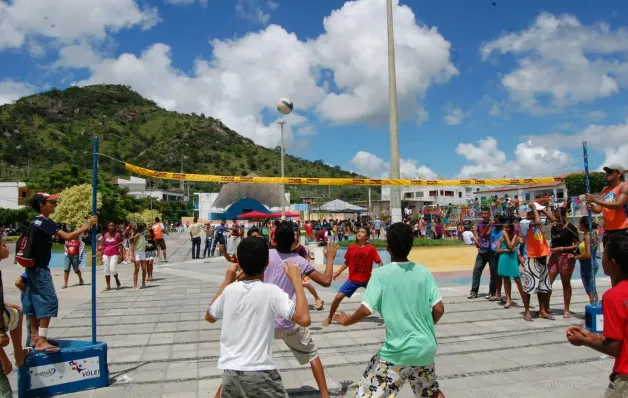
[585,164,628,245]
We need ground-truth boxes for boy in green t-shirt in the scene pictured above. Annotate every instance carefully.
[334,223,445,398]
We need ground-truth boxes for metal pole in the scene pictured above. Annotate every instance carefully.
[387,0,402,223]
[278,121,286,220]
[91,137,98,344]
[368,187,372,215]
[583,141,597,304]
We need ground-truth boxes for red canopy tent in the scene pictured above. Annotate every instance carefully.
[269,211,300,218]
[237,211,271,220]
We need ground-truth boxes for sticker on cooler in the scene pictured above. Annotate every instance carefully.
[29,357,100,389]
[596,314,604,332]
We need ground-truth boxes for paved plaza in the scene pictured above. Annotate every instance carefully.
[1,234,613,397]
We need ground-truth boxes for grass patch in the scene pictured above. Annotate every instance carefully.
[337,239,464,248]
[2,236,19,243]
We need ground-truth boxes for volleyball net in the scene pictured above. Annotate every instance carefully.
[111,160,594,228]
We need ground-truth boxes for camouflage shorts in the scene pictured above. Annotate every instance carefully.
[0,373,11,398]
[222,369,288,398]
[356,356,440,398]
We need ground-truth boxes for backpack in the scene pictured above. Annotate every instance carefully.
[15,223,36,268]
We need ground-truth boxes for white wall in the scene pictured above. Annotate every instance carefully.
[0,182,25,210]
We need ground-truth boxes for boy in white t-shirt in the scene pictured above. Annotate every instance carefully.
[205,236,311,398]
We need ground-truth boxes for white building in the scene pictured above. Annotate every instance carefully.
[381,185,484,207]
[474,181,568,202]
[115,177,185,202]
[0,182,28,210]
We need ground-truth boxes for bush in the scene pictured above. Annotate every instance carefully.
[565,172,606,196]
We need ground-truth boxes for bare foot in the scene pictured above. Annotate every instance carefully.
[35,342,60,353]
[564,311,572,319]
[62,285,68,289]
[105,287,111,291]
[539,312,556,321]
[504,301,512,309]
[321,318,332,327]
[523,312,533,321]
[316,299,324,311]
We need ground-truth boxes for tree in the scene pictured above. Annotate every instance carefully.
[565,172,606,196]
[51,184,102,227]
[126,209,163,225]
[0,208,34,228]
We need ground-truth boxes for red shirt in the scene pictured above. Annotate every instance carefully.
[603,280,628,375]
[65,240,80,256]
[344,243,381,284]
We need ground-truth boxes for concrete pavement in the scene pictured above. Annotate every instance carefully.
[0,233,613,397]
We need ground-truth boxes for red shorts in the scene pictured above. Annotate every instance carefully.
[548,252,575,276]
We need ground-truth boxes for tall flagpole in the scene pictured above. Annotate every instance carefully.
[387,0,402,223]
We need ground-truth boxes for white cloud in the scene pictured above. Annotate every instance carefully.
[444,106,465,125]
[76,28,324,149]
[38,0,455,152]
[312,0,457,125]
[587,110,607,121]
[416,105,429,127]
[481,12,628,113]
[524,122,628,170]
[0,0,160,50]
[455,137,570,178]
[0,80,36,105]
[166,0,208,6]
[235,0,275,25]
[350,151,437,179]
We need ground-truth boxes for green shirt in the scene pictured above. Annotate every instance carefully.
[362,261,442,366]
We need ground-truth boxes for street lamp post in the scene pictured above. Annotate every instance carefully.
[387,0,402,223]
[278,121,286,220]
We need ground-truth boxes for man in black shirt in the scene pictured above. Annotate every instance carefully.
[24,193,97,353]
[548,207,580,318]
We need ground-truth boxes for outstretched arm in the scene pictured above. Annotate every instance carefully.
[333,305,372,327]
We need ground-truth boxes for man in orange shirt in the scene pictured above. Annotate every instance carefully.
[586,164,628,245]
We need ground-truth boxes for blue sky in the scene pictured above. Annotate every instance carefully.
[1,0,627,179]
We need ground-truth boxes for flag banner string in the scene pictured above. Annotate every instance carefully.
[120,161,564,187]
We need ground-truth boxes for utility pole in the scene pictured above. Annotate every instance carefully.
[278,121,286,220]
[387,0,402,223]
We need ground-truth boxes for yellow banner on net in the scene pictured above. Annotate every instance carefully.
[125,163,563,187]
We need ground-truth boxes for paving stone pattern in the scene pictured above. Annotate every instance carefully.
[5,234,612,397]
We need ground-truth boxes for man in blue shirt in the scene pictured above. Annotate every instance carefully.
[24,193,97,353]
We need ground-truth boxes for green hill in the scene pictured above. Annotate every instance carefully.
[0,84,371,202]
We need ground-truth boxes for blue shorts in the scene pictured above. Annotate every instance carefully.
[22,267,59,319]
[64,255,81,273]
[339,280,368,298]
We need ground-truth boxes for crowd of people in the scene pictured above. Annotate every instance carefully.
[0,164,625,397]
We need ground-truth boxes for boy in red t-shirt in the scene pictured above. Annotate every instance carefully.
[566,234,628,396]
[322,227,382,326]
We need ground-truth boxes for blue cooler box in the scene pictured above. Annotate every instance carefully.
[585,303,603,334]
[18,341,109,398]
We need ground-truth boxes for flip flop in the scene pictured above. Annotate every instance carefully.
[316,301,324,311]
[540,314,556,321]
[523,316,533,322]
[36,346,60,354]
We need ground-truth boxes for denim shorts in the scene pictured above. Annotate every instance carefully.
[22,267,59,319]
[64,255,81,273]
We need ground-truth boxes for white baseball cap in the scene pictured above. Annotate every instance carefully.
[603,164,627,174]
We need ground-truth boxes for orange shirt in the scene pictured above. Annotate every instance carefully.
[527,225,550,258]
[152,223,164,239]
[601,185,628,231]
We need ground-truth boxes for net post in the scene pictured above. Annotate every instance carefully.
[91,137,98,344]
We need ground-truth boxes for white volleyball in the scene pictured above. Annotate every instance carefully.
[277,98,293,115]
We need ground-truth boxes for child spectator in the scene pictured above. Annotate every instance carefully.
[205,237,311,398]
[566,234,628,397]
[63,232,85,289]
[322,226,382,326]
[333,223,445,398]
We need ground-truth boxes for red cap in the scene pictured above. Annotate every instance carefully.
[35,192,60,201]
